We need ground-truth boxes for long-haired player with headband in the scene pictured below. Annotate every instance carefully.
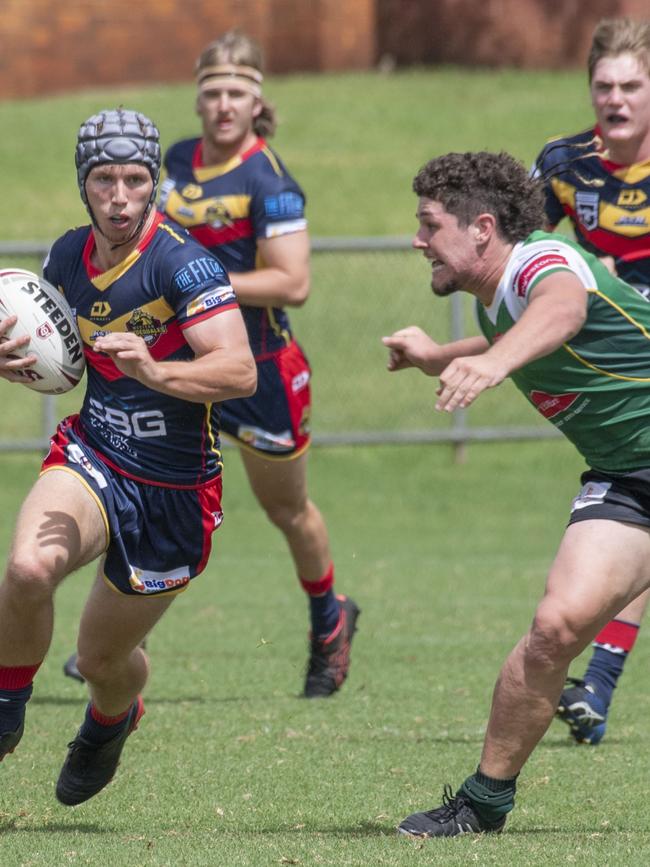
[534,17,650,746]
[159,31,360,698]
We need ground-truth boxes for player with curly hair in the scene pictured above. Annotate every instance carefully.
[385,149,650,836]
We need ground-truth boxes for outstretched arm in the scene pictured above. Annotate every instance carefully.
[435,272,588,412]
[382,326,489,376]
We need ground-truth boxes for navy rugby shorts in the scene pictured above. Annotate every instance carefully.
[568,467,650,529]
[220,339,311,459]
[41,416,224,596]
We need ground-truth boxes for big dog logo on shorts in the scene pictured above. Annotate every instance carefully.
[129,565,191,594]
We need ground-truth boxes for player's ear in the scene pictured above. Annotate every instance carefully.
[252,97,263,119]
[473,213,496,244]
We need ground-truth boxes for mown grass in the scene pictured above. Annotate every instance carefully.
[2,69,646,867]
[2,441,650,866]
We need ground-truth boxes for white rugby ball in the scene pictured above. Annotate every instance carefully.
[0,268,85,394]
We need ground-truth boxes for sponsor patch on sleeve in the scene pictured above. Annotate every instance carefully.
[173,256,227,294]
[514,253,570,297]
[263,192,304,220]
[186,285,236,317]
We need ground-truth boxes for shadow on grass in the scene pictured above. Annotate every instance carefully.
[0,818,108,834]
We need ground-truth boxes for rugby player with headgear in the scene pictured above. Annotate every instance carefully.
[534,17,650,746]
[0,108,256,804]
[158,31,360,698]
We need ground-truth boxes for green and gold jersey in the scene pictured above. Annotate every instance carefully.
[476,230,650,472]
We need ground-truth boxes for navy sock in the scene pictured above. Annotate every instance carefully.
[79,702,131,745]
[309,590,341,638]
[584,646,627,709]
[0,684,33,733]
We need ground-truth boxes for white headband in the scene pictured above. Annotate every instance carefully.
[197,64,263,98]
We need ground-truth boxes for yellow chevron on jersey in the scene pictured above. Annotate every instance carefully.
[77,296,175,345]
[163,188,251,229]
[193,153,248,182]
[90,245,144,291]
[610,160,650,184]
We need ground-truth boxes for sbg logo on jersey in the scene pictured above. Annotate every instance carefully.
[126,309,166,346]
[575,191,599,230]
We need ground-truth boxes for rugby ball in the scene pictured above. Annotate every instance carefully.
[0,268,85,394]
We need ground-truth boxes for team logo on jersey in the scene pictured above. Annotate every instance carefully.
[126,308,166,346]
[617,189,647,207]
[90,301,112,318]
[181,183,203,200]
[205,200,234,227]
[530,390,581,419]
[515,254,569,297]
[575,191,599,230]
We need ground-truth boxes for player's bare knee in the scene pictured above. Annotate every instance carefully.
[524,609,582,670]
[4,550,58,599]
[263,498,309,533]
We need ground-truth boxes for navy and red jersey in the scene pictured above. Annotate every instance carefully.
[43,213,238,487]
[535,127,650,292]
[160,136,307,359]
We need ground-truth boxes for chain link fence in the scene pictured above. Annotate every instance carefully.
[0,237,556,454]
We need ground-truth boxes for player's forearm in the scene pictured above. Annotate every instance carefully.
[229,268,309,308]
[423,336,490,374]
[144,350,257,403]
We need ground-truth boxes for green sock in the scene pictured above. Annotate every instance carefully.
[459,767,518,825]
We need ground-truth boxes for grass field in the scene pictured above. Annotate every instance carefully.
[2,441,650,866]
[2,68,649,866]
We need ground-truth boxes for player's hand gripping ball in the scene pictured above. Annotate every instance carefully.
[0,268,85,394]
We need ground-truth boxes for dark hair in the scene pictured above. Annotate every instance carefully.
[413,151,546,243]
[195,30,277,138]
[588,17,650,81]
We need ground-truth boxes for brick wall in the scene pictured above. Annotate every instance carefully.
[0,0,648,100]
[0,0,377,99]
[376,0,650,69]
